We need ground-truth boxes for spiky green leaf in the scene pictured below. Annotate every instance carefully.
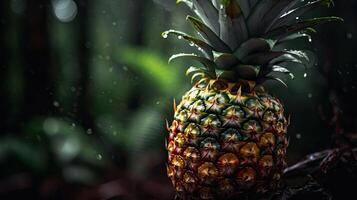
[219,0,248,49]
[215,53,240,70]
[247,0,281,36]
[162,30,214,59]
[269,0,336,31]
[265,16,343,40]
[242,51,285,65]
[233,64,260,80]
[178,0,220,34]
[169,53,216,72]
[235,38,276,60]
[187,16,232,53]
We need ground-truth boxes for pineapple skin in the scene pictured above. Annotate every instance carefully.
[166,79,289,199]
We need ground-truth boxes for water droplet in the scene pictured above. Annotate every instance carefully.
[347,33,353,39]
[295,17,299,20]
[97,154,102,160]
[72,123,76,127]
[178,35,183,40]
[198,47,202,51]
[53,101,60,107]
[156,101,160,105]
[87,129,93,135]
[189,42,195,47]
[303,73,307,78]
[162,32,168,39]
[296,134,301,139]
[53,0,78,23]
[112,21,117,26]
[308,38,312,42]
[307,93,313,98]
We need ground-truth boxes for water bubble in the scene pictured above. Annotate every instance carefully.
[347,33,353,39]
[53,0,78,23]
[162,32,168,39]
[87,128,93,135]
[53,101,60,107]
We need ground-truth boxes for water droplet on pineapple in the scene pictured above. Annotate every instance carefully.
[295,17,299,20]
[162,32,168,38]
[97,154,102,160]
[87,128,93,135]
[177,35,183,40]
[308,38,312,42]
[197,47,202,51]
[303,73,307,78]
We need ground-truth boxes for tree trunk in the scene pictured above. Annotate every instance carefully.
[0,0,10,132]
[22,0,55,122]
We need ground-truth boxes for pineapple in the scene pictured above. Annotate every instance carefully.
[164,0,341,199]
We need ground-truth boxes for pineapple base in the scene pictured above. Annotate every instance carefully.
[166,79,289,200]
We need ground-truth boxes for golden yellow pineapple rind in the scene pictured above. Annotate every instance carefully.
[166,79,288,199]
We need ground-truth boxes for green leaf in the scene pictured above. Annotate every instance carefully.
[215,69,237,81]
[117,47,181,95]
[187,16,232,53]
[269,0,337,31]
[219,0,248,49]
[215,53,240,70]
[233,64,260,80]
[237,0,252,17]
[162,30,214,59]
[235,38,276,60]
[247,0,281,36]
[264,0,301,33]
[178,0,220,34]
[186,65,206,75]
[242,51,285,65]
[169,53,216,73]
[265,17,343,40]
[259,76,288,87]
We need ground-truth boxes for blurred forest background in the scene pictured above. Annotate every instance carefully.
[0,0,356,199]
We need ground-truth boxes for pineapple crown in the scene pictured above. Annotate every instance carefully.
[163,0,342,86]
